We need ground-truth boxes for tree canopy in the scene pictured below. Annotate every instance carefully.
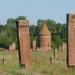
[0,16,67,49]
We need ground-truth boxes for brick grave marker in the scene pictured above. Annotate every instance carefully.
[54,49,59,58]
[58,45,63,52]
[67,14,75,66]
[39,23,51,51]
[16,20,32,68]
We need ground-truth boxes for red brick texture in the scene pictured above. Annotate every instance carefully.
[39,23,51,51]
[16,20,32,68]
[67,14,75,66]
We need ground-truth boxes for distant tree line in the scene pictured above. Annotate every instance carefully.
[0,16,67,50]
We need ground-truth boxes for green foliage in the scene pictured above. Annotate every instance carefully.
[37,19,67,49]
[16,16,26,20]
[7,18,16,26]
[61,24,67,42]
[0,36,10,48]
[45,19,56,33]
[29,25,37,48]
[0,16,67,50]
[52,35,62,49]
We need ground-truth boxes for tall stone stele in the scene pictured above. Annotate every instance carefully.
[16,20,32,68]
[39,23,51,51]
[67,14,75,67]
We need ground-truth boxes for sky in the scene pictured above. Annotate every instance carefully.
[0,0,75,25]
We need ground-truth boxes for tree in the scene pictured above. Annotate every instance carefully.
[56,23,63,33]
[45,19,56,33]
[16,16,26,20]
[0,16,67,50]
[61,23,67,42]
[29,25,37,48]
[7,18,15,26]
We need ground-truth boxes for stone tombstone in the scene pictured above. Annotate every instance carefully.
[9,43,16,52]
[36,47,40,51]
[9,45,12,51]
[50,56,55,64]
[16,20,32,68]
[58,45,63,52]
[62,43,67,51]
[67,14,75,66]
[54,49,59,58]
[39,23,51,51]
[32,40,36,51]
[12,43,16,51]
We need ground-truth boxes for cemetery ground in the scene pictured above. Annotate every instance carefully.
[0,49,75,75]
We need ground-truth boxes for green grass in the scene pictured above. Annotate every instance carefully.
[0,49,75,75]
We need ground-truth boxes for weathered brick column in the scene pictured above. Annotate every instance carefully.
[39,23,51,51]
[67,14,75,66]
[16,20,32,68]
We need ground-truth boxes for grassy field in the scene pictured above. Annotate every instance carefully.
[0,49,75,75]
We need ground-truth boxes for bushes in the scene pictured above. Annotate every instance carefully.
[0,17,67,50]
[0,36,10,49]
